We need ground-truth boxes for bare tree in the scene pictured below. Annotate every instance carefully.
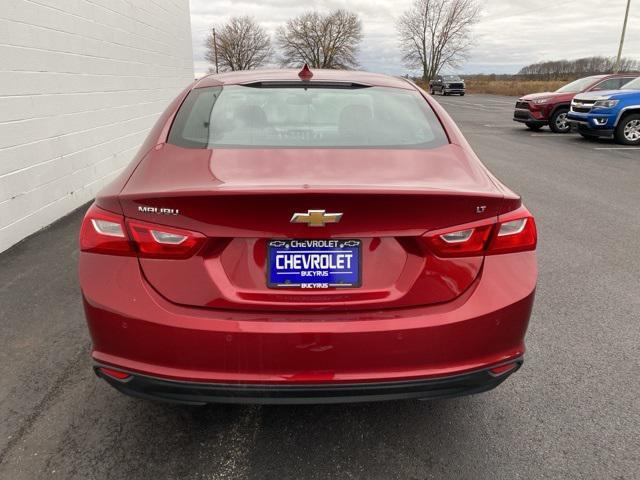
[398,0,480,82]
[205,16,272,72]
[276,10,362,69]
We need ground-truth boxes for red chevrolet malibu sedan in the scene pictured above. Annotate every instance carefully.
[79,67,537,404]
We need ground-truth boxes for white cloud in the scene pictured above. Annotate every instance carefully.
[190,0,640,76]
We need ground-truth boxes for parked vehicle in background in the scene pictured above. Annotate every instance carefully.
[429,75,466,96]
[567,77,640,145]
[513,74,638,133]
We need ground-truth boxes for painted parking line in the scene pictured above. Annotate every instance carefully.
[526,136,640,150]
[463,101,505,109]
[436,100,506,112]
[435,102,491,112]
[529,134,572,138]
[482,99,516,105]
[593,147,640,150]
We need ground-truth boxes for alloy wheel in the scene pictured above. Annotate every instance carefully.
[556,112,569,131]
[623,119,640,142]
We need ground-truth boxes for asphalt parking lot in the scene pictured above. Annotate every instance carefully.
[1,93,638,480]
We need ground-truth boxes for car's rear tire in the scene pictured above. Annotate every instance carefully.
[615,113,640,145]
[460,93,465,96]
[549,108,571,133]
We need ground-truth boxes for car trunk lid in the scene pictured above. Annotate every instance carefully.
[117,143,517,311]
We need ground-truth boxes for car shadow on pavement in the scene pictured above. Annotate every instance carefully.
[242,398,490,480]
[20,369,501,480]
[65,387,498,480]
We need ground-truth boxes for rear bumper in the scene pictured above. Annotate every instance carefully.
[81,251,536,399]
[95,360,522,405]
[443,88,465,94]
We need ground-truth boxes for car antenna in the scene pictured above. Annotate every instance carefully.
[298,63,313,81]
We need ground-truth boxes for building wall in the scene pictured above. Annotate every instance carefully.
[0,0,194,252]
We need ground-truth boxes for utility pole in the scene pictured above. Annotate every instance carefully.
[614,0,632,73]
[212,27,219,74]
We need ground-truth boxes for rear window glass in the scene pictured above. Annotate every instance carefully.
[167,85,448,149]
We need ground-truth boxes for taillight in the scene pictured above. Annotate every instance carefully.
[423,206,537,257]
[424,224,493,257]
[79,204,134,255]
[488,208,537,255]
[126,219,205,259]
[80,204,205,259]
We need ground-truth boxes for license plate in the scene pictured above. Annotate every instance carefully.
[267,239,361,289]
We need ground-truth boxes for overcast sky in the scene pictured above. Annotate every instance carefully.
[189,0,639,77]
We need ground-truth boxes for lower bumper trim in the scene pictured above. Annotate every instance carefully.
[574,124,615,138]
[94,360,523,405]
[513,110,546,125]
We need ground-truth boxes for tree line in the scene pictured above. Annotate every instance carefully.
[518,56,640,79]
[204,2,638,82]
[205,0,480,81]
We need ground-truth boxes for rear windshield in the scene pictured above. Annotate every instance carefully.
[443,76,462,81]
[167,85,448,149]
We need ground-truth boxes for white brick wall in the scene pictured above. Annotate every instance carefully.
[0,0,194,252]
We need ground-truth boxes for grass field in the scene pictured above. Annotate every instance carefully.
[465,79,566,96]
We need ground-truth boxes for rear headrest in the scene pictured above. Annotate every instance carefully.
[235,105,268,128]
[339,104,373,138]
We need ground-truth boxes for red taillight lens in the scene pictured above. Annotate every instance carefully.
[424,223,493,257]
[487,208,537,255]
[423,206,537,257]
[80,204,205,259]
[79,204,134,255]
[126,219,205,259]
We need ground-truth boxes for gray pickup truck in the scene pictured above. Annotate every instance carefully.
[429,75,466,96]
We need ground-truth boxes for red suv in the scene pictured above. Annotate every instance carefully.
[513,74,639,133]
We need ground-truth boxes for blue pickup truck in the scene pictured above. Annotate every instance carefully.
[567,77,640,145]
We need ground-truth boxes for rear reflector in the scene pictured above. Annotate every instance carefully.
[98,367,131,380]
[423,206,537,257]
[489,362,518,376]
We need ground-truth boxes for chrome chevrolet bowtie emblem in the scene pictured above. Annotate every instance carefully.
[290,209,343,227]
